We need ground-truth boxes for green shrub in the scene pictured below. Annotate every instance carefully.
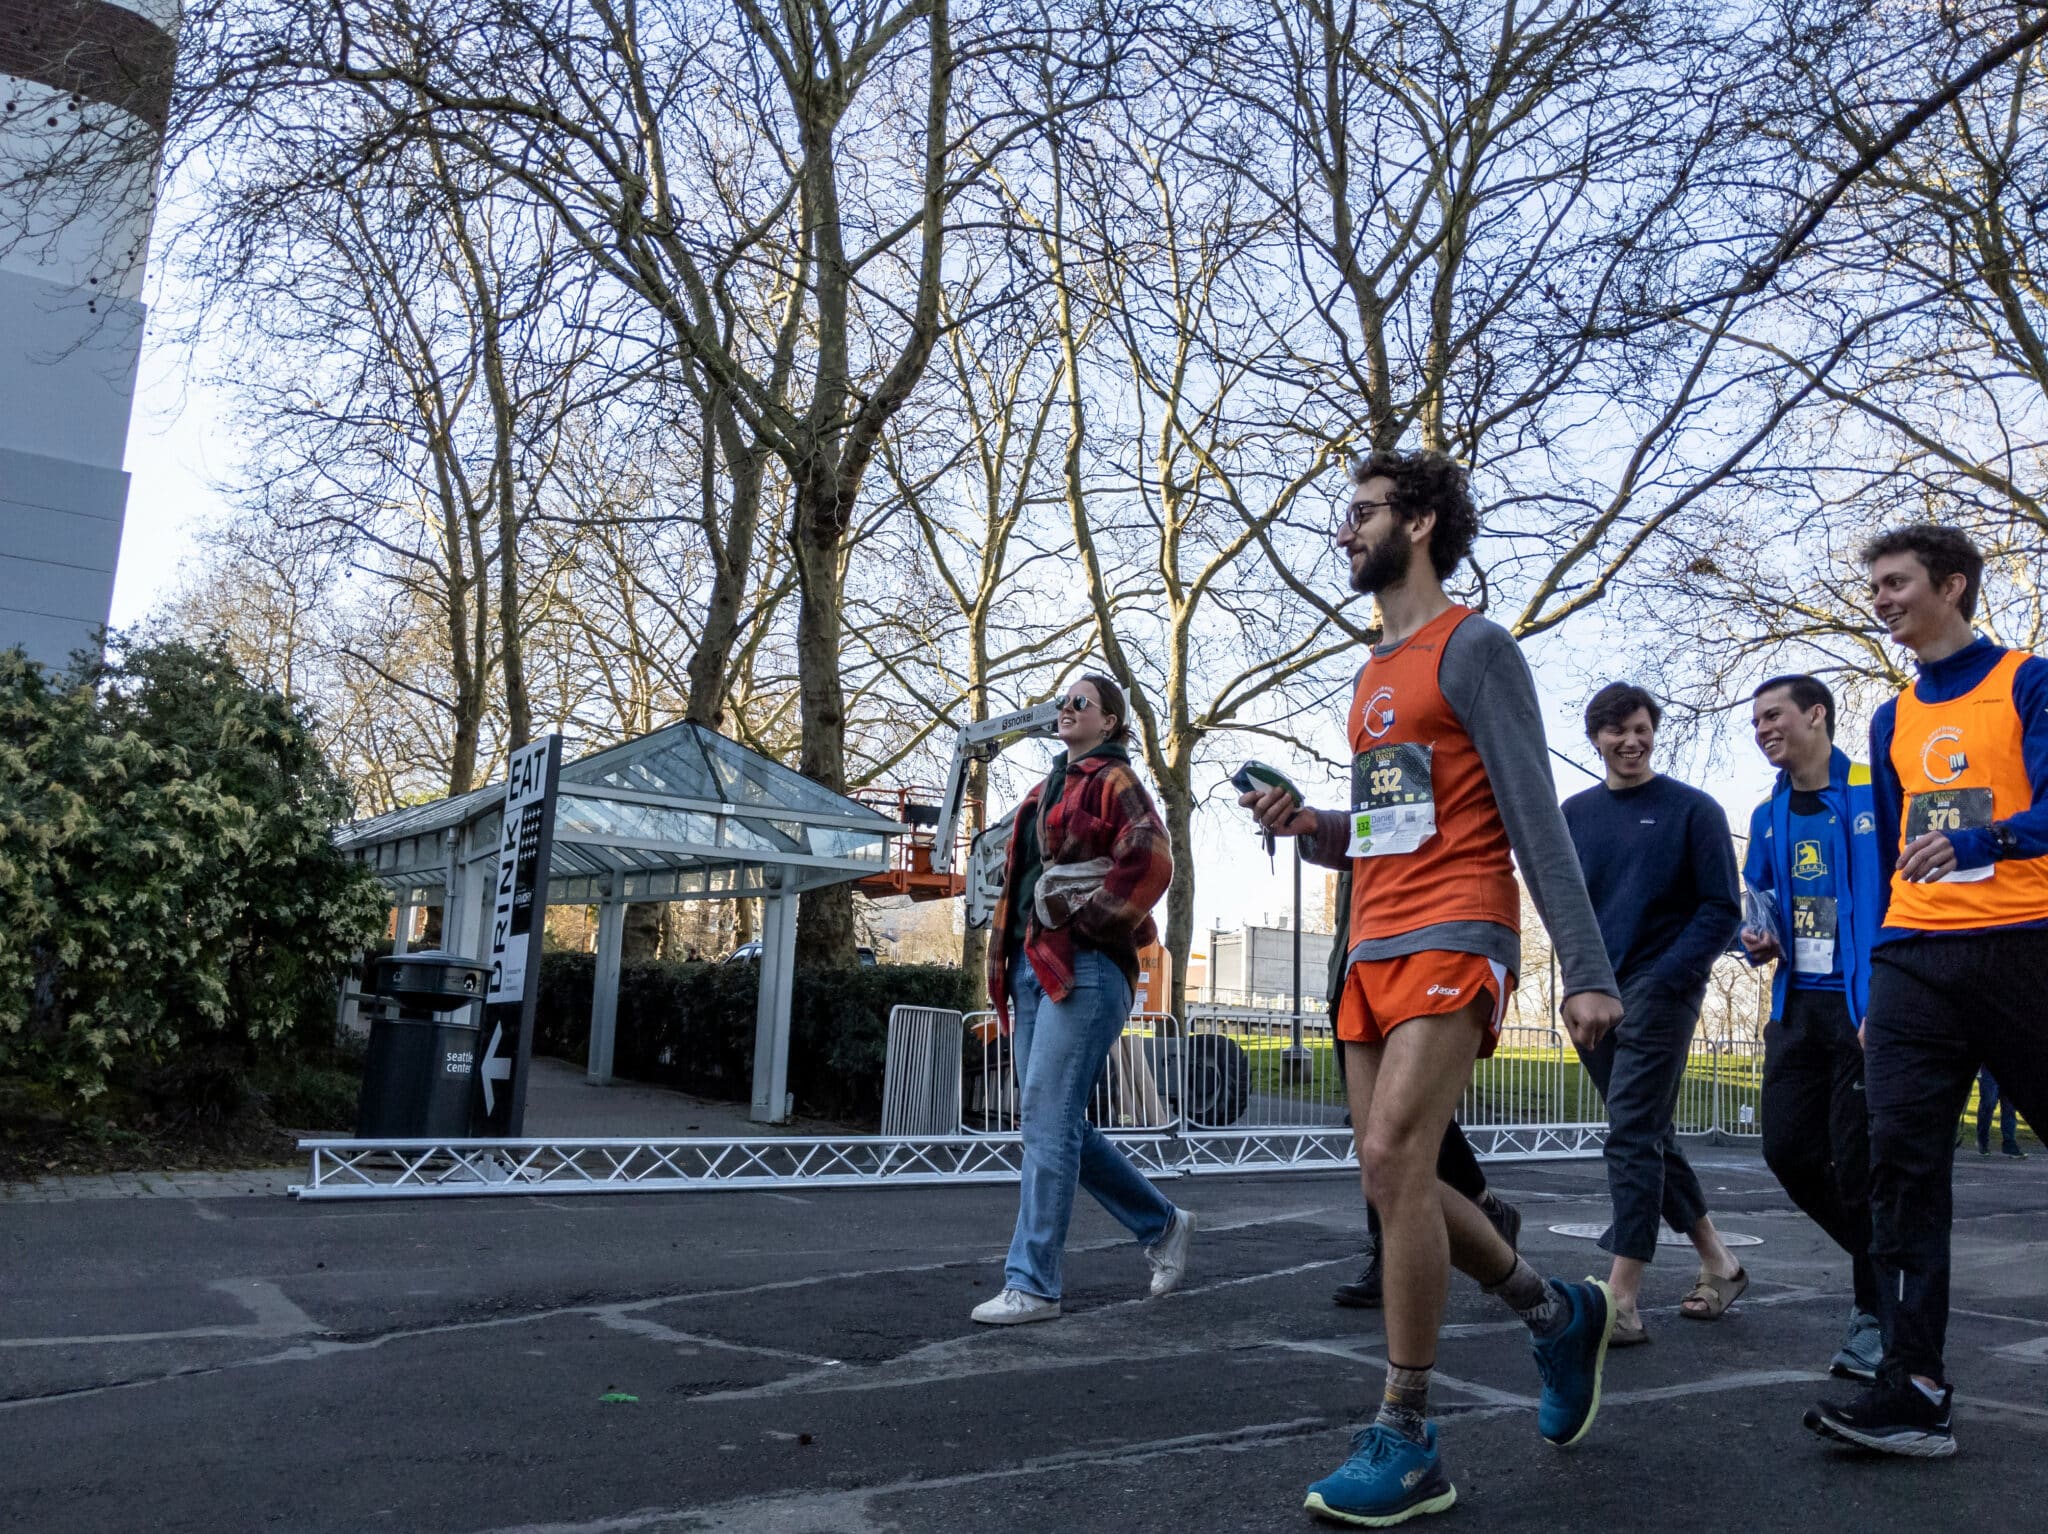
[0,638,387,1101]
[257,1058,365,1131]
[533,952,976,1120]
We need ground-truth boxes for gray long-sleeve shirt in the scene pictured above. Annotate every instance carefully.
[1302,613,1619,1000]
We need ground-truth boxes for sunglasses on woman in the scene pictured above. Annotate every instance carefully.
[1056,694,1097,714]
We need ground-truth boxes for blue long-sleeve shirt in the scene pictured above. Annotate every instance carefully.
[1562,774,1742,992]
[1869,634,2048,939]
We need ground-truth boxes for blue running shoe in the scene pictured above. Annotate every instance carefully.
[1530,1277,1614,1447]
[1829,1307,1883,1382]
[1304,1421,1457,1526]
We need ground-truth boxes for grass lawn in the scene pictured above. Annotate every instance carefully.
[1214,1028,1771,1136]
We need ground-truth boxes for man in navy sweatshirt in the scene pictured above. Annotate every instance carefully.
[1563,683,1745,1345]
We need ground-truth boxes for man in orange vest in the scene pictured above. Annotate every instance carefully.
[1242,448,1623,1524]
[1806,525,2048,1458]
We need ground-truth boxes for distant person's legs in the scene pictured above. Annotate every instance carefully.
[1335,1121,1520,1308]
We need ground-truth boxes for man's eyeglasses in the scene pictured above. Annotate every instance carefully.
[1055,695,1097,714]
[1336,496,1395,539]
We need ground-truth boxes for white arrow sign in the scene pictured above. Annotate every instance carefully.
[479,1022,513,1116]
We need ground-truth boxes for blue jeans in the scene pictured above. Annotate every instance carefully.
[1005,950,1175,1299]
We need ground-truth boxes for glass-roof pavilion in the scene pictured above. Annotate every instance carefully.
[334,721,904,1124]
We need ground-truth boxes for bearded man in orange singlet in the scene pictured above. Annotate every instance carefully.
[1240,448,1623,1525]
[1805,525,2048,1459]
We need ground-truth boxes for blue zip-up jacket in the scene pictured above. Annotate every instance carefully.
[1742,746,1882,1024]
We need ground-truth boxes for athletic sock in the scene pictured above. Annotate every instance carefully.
[1374,1361,1432,1444]
[1485,1257,1569,1338]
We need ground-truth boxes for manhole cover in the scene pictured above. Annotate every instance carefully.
[1547,1223,1762,1248]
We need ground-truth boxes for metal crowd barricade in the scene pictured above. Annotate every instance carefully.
[302,998,1633,1199]
[1453,1023,1609,1159]
[880,1005,966,1137]
[1681,1014,1764,1139]
[1173,1007,1352,1174]
[962,1009,1179,1134]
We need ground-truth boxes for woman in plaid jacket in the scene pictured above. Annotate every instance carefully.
[970,673,1196,1326]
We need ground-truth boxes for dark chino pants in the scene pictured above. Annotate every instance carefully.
[1864,930,2048,1383]
[1578,971,1712,1262]
[1761,987,1877,1314]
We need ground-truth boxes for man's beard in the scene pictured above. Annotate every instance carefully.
[1349,523,1413,595]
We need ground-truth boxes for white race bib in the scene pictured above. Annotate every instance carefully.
[1347,743,1438,858]
[1792,894,1837,975]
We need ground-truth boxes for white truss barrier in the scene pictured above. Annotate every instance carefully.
[302,1002,1759,1199]
[295,1131,1184,1198]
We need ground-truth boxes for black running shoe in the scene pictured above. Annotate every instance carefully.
[1333,1244,1384,1309]
[1804,1377,1956,1458]
[1482,1192,1522,1252]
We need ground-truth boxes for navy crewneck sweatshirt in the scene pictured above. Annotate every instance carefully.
[1561,774,1741,991]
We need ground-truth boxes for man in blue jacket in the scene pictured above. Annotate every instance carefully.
[1739,675,1884,1382]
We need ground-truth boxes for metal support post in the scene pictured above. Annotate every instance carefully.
[751,888,798,1123]
[392,892,416,956]
[588,895,626,1084]
[1282,840,1311,1082]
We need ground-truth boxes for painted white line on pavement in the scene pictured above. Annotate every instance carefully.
[1957,1305,2048,1332]
[474,1358,2048,1534]
[0,1278,323,1350]
[465,1415,1336,1534]
[688,1255,1360,1404]
[595,1311,842,1368]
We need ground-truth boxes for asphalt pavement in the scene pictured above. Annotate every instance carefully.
[4,1144,2046,1532]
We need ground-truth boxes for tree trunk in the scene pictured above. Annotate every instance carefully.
[621,902,662,962]
[958,748,990,987]
[791,490,856,964]
[1158,762,1197,1031]
[684,393,765,727]
[446,649,482,796]
[958,644,990,983]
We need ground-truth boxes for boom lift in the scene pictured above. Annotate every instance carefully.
[928,701,1065,927]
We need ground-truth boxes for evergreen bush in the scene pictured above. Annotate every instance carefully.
[0,639,386,1103]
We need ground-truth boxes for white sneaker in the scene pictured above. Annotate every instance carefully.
[1145,1207,1196,1298]
[971,1287,1061,1325]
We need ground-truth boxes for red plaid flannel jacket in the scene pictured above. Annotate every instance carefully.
[986,752,1173,1029]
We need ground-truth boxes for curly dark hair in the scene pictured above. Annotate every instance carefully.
[1351,448,1480,578]
[1861,524,1983,620]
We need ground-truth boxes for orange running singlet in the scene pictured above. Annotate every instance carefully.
[1345,605,1520,949]
[1889,649,2048,930]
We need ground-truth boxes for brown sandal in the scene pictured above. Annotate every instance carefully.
[1610,1311,1652,1347]
[1679,1265,1748,1320]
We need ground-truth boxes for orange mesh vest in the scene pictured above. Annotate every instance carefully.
[1346,605,1521,948]
[1889,649,2048,930]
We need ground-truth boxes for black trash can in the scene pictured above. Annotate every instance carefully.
[354,951,489,1138]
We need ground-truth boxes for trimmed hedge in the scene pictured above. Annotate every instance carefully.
[533,952,977,1121]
